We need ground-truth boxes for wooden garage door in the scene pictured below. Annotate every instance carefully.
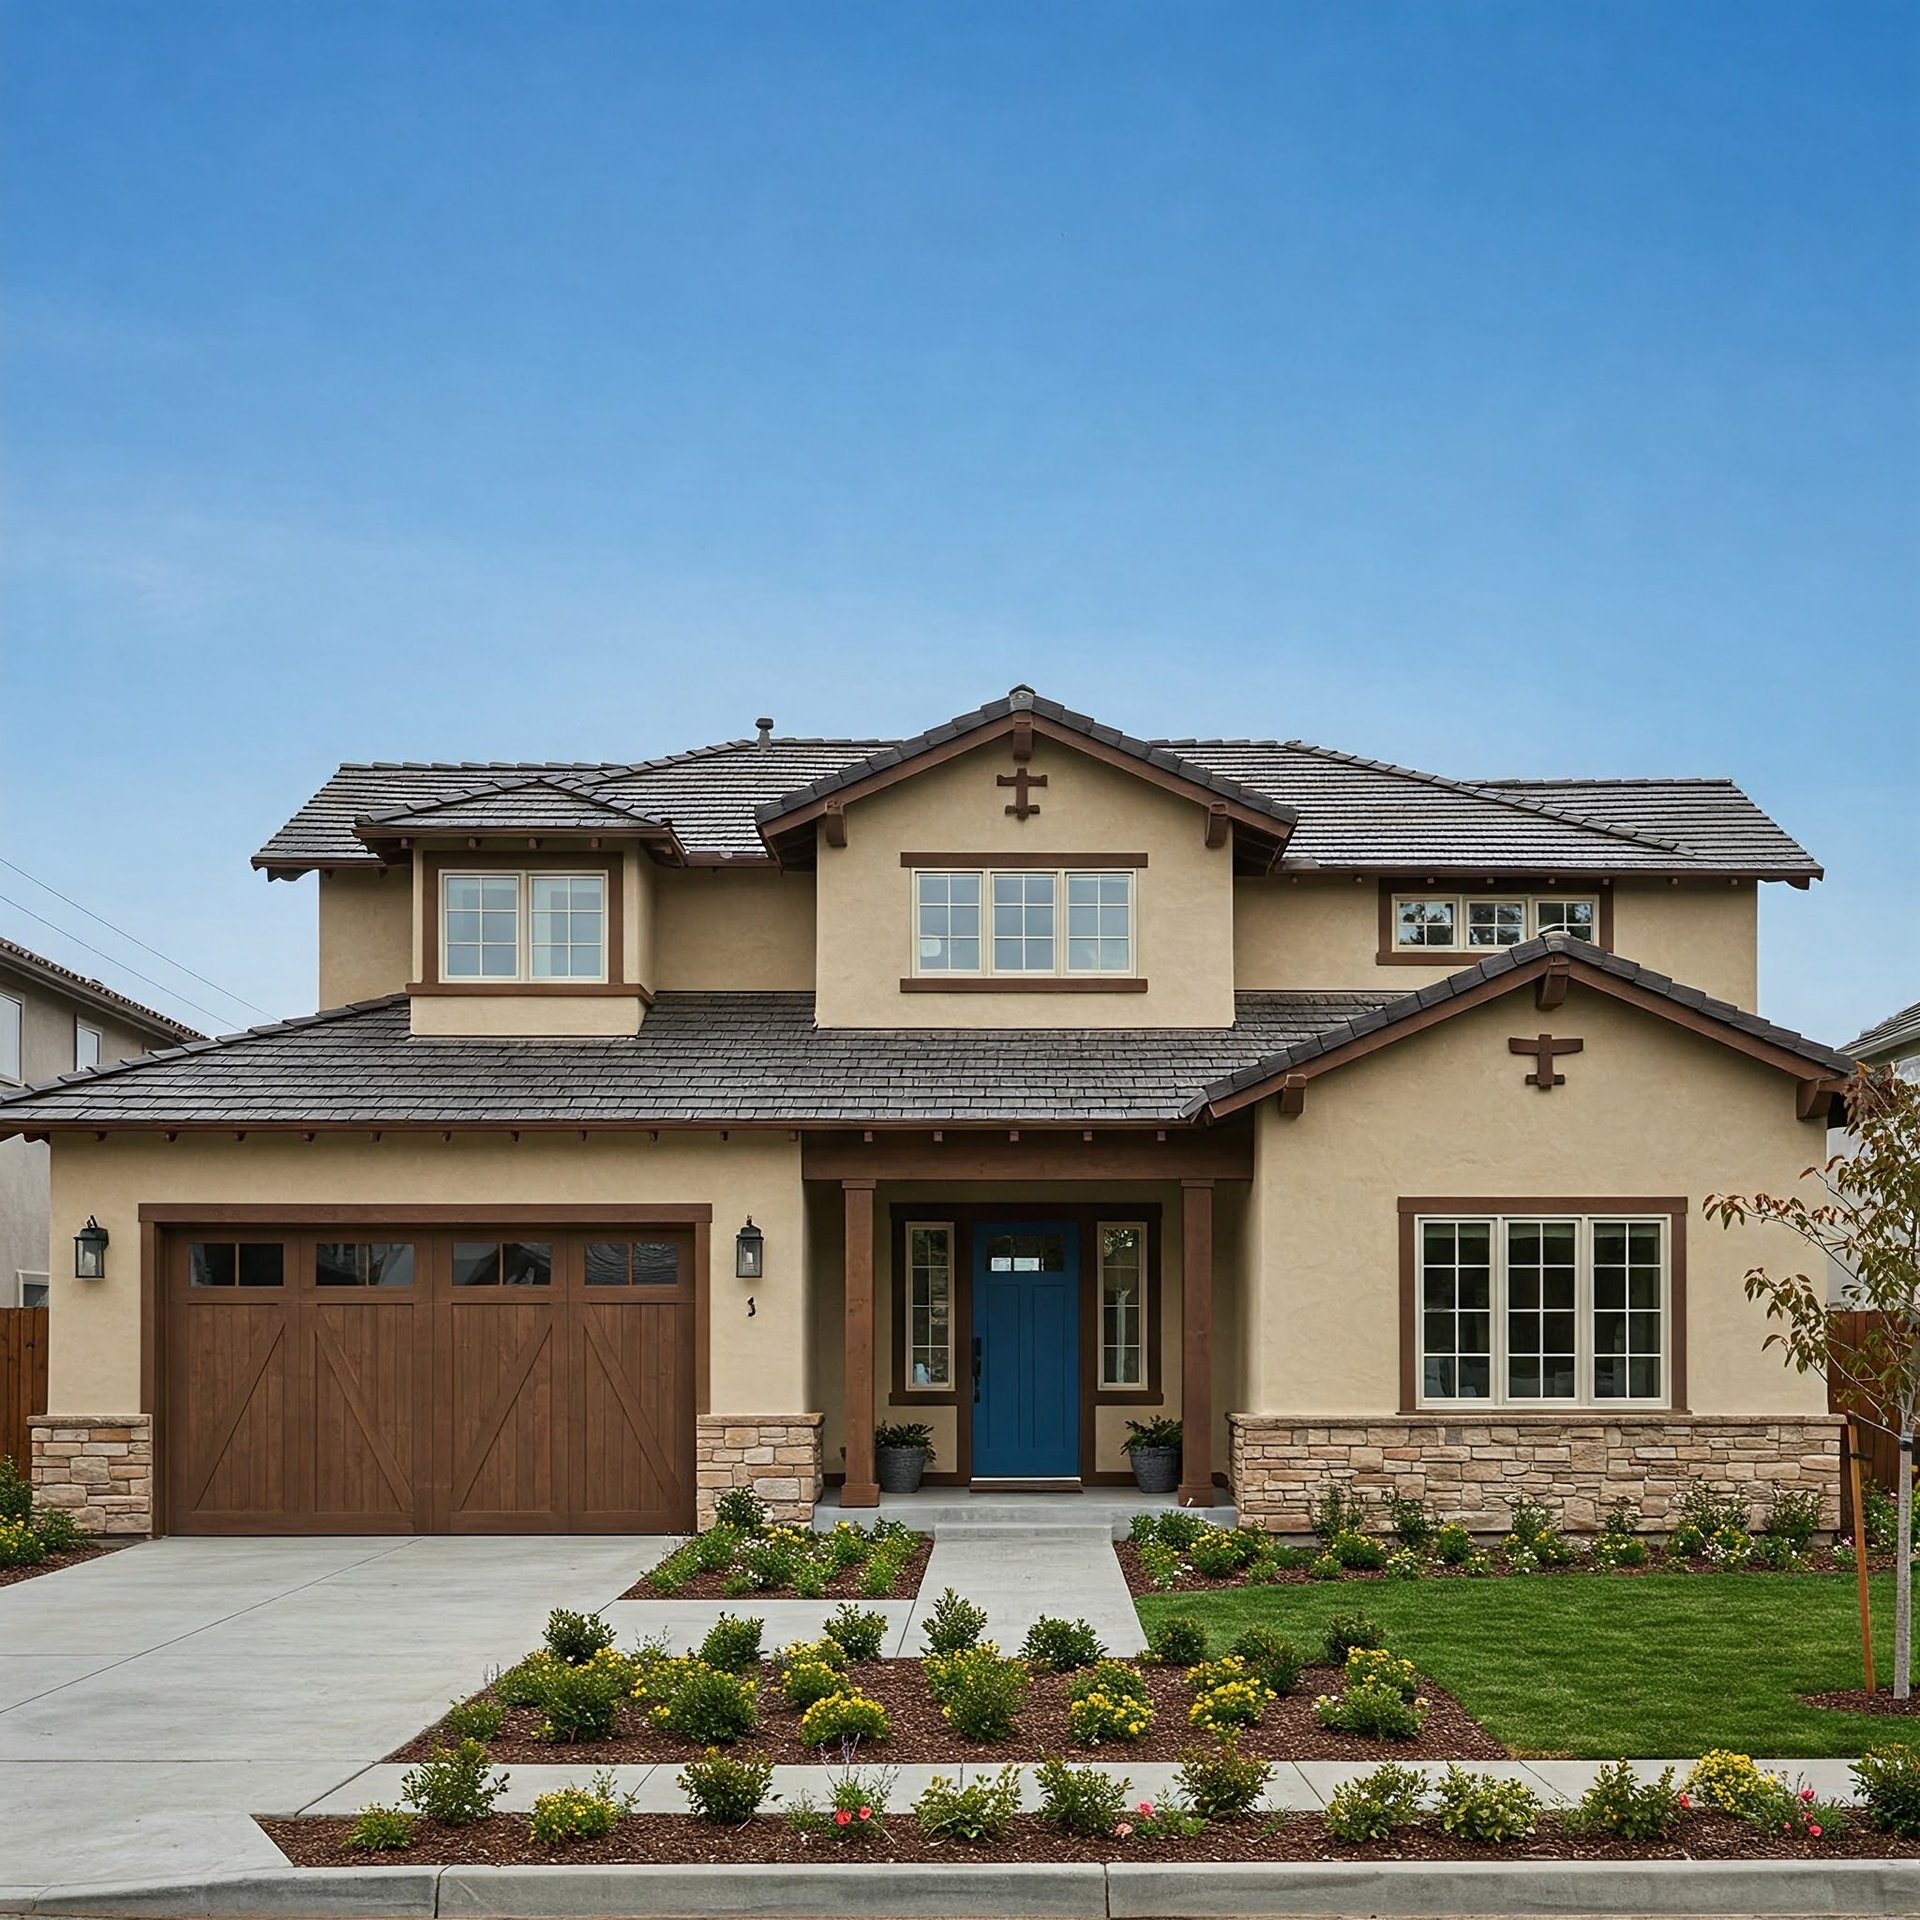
[165,1228,695,1535]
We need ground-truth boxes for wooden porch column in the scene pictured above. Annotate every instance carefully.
[1178,1177,1215,1507]
[841,1179,879,1508]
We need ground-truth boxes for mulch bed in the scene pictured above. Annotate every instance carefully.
[1802,1688,1920,1716]
[260,1809,1920,1868]
[1117,1541,1890,1596]
[387,1658,1504,1766]
[0,1542,127,1590]
[616,1536,933,1602]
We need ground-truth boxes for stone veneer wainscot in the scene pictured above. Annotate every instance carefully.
[1228,1412,1844,1534]
[30,1414,154,1535]
[696,1412,824,1528]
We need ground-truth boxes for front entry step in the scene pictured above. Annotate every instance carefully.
[817,1485,1240,1540]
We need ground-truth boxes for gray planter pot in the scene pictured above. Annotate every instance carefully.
[1129,1445,1181,1495]
[876,1445,930,1494]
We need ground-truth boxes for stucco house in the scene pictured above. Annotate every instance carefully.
[0,688,1856,1539]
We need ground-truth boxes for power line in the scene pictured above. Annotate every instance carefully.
[0,890,248,1033]
[0,854,270,1016]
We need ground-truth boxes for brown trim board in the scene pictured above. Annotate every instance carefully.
[900,976,1149,994]
[899,852,1151,869]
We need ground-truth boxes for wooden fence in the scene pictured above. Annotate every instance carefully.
[0,1307,48,1478]
[1829,1309,1908,1535]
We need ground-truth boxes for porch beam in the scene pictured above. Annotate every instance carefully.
[841,1179,880,1508]
[802,1127,1252,1183]
[1178,1177,1215,1507]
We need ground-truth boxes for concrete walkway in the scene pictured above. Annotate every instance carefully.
[909,1524,1148,1655]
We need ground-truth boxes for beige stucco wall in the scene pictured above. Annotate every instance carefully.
[653,869,816,990]
[1244,982,1829,1420]
[45,1129,808,1416]
[814,739,1236,1028]
[317,871,414,1008]
[408,994,645,1037]
[1235,875,1762,1005]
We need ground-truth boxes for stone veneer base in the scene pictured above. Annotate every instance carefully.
[30,1413,154,1536]
[1228,1412,1844,1533]
[696,1413,824,1528]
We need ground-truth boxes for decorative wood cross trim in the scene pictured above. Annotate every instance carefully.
[997,767,1048,819]
[1509,1032,1584,1090]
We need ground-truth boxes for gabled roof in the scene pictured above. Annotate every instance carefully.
[754,686,1298,871]
[1844,998,1920,1063]
[0,937,204,1045]
[1188,931,1853,1120]
[352,774,686,855]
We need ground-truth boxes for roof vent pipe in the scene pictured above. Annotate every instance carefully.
[755,717,774,748]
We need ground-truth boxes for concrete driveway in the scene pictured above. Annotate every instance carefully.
[0,1533,667,1894]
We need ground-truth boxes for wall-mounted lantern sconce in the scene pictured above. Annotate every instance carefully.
[735,1217,764,1280]
[74,1216,109,1280]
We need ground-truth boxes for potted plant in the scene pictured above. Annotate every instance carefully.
[874,1421,935,1494]
[1122,1416,1183,1494]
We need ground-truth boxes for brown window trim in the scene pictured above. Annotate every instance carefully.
[899,852,1150,869]
[406,981,655,1002]
[420,850,626,990]
[1395,1195,1687,1415]
[900,976,1148,994]
[1376,879,1615,966]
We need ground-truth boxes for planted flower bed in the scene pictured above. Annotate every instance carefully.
[0,1459,118,1587]
[260,1747,1920,1866]
[619,1492,930,1601]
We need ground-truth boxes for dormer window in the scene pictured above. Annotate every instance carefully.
[913,868,1135,978]
[441,870,607,983]
[1391,892,1598,956]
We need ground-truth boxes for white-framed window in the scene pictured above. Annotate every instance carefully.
[904,1223,955,1389]
[74,1023,101,1072]
[1393,893,1598,953]
[16,1272,49,1309]
[441,871,607,983]
[1098,1222,1148,1387]
[0,992,20,1082]
[1416,1213,1668,1408]
[913,869,1135,977]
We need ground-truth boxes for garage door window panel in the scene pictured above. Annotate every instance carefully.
[585,1240,681,1286]
[189,1242,286,1288]
[316,1242,416,1288]
[453,1241,553,1287]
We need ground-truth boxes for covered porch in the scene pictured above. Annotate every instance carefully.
[801,1126,1252,1510]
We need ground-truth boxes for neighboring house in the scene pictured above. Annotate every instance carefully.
[0,939,201,1309]
[0,687,1860,1539]
[1842,1000,1920,1081]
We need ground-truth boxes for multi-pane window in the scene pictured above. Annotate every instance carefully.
[1418,1214,1668,1407]
[585,1240,680,1286]
[189,1242,285,1288]
[0,993,19,1082]
[452,1240,553,1287]
[912,870,1133,977]
[316,1242,416,1287]
[905,1224,954,1388]
[74,1023,102,1071]
[442,872,607,983]
[1394,894,1599,953]
[1099,1223,1147,1387]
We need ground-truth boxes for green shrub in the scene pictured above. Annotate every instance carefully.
[820,1521,872,1572]
[714,1486,769,1533]
[1666,1522,1705,1559]
[1591,1533,1648,1569]
[1308,1553,1342,1581]
[1309,1482,1369,1545]
[1128,1511,1161,1544]
[1431,1765,1539,1844]
[927,1645,1029,1742]
[544,1608,616,1665]
[1566,1759,1685,1840]
[780,1659,844,1711]
[1189,1528,1256,1579]
[0,1520,46,1568]
[791,1558,829,1599]
[399,1739,507,1827]
[856,1547,911,1598]
[1188,1673,1272,1734]
[1145,1614,1209,1666]
[31,1507,86,1554]
[719,1569,756,1597]
[1381,1490,1435,1550]
[1066,1658,1151,1706]
[1531,1528,1574,1567]
[1313,1679,1427,1740]
[1764,1486,1823,1553]
[494,1650,561,1708]
[536,1649,630,1743]
[1854,1744,1920,1838]
[1331,1529,1386,1571]
[1321,1611,1385,1664]
[1684,1749,1786,1823]
[799,1689,891,1748]
[1324,1762,1426,1842]
[785,1765,893,1841]
[1021,1615,1105,1671]
[528,1771,635,1845]
[1228,1626,1303,1697]
[1505,1494,1555,1546]
[1433,1521,1472,1565]
[678,1749,775,1823]
[1033,1756,1131,1836]
[1677,1483,1749,1538]
[689,1524,743,1572]
[441,1694,505,1742]
[1602,1496,1641,1538]
[0,1455,29,1521]
[920,1587,989,1655]
[653,1663,760,1745]
[1703,1525,1754,1569]
[1344,1648,1419,1700]
[1175,1733,1271,1820]
[824,1603,888,1663]
[345,1803,416,1851]
[1384,1548,1423,1581]
[1067,1679,1154,1744]
[1136,1540,1187,1590]
[698,1613,765,1674]
[646,1550,698,1596]
[740,1533,804,1591]
[1151,1509,1210,1551]
[913,1766,1022,1844]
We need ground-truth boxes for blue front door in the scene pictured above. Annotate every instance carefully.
[972,1222,1080,1479]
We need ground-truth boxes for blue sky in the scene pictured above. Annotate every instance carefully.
[3,1,1914,1043]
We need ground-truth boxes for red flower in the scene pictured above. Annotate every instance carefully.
[858,1807,872,1820]
[1810,1824,1823,1837]
[1678,1794,1691,1809]
[1800,1787,1815,1801]
[1138,1801,1156,1816]
[1114,1821,1134,1838]
[834,1809,851,1826]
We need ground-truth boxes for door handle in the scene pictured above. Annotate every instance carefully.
[972,1336,983,1405]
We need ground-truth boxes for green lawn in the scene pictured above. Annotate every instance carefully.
[1136,1573,1920,1758]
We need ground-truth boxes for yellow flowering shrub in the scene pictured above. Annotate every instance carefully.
[1067,1688,1154,1745]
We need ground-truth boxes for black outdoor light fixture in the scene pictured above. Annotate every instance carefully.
[735,1216,765,1280]
[73,1216,109,1280]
